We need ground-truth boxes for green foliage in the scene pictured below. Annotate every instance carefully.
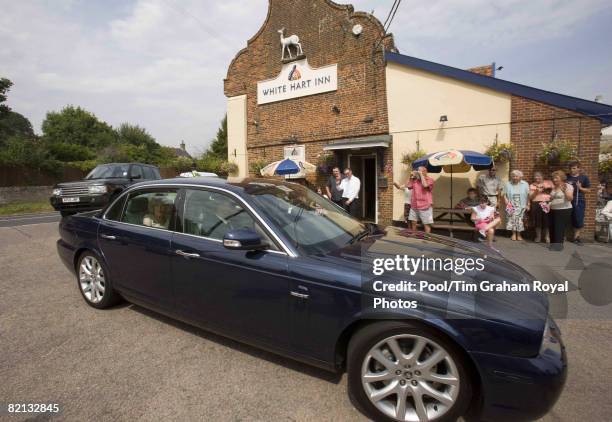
[538,140,577,165]
[208,115,227,159]
[42,106,117,151]
[0,78,13,116]
[484,142,513,163]
[0,135,61,173]
[599,154,612,176]
[401,148,427,166]
[194,153,238,177]
[0,200,54,216]
[64,160,99,172]
[250,158,269,176]
[0,111,34,144]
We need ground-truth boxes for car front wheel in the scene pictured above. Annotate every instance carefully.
[76,252,121,309]
[347,321,472,422]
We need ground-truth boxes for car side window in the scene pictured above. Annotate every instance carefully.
[121,190,177,230]
[130,165,144,179]
[143,166,156,180]
[182,189,278,250]
[105,194,127,221]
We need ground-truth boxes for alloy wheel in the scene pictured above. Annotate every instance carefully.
[79,256,106,304]
[361,334,460,422]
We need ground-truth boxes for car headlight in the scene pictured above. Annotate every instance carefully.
[52,188,62,196]
[540,316,562,355]
[88,185,108,194]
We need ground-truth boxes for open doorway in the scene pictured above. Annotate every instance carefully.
[348,154,377,222]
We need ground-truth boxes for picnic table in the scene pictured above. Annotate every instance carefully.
[432,207,474,238]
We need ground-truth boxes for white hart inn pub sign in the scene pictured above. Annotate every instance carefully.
[257,59,338,105]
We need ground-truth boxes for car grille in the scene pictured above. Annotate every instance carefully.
[59,184,90,196]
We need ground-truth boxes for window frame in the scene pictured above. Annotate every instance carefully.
[102,183,294,256]
[176,187,283,253]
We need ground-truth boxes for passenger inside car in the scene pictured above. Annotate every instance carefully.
[143,197,173,229]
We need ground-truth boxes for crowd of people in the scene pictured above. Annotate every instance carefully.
[389,161,595,250]
[311,161,599,250]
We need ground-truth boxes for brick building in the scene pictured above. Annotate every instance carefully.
[224,0,612,238]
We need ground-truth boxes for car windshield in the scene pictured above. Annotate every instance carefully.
[86,164,130,179]
[244,182,366,255]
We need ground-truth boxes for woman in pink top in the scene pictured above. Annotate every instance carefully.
[529,171,553,243]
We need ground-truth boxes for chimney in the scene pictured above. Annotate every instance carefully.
[467,62,496,77]
[180,140,186,151]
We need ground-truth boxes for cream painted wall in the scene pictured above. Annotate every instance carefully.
[386,62,511,220]
[227,95,248,178]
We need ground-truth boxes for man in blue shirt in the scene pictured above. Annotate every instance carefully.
[566,161,591,245]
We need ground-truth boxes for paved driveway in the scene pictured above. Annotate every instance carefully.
[1,222,611,421]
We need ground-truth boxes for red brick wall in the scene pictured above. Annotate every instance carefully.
[510,95,602,239]
[224,0,395,225]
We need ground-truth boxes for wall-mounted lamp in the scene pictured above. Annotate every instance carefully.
[332,105,341,114]
[439,115,448,123]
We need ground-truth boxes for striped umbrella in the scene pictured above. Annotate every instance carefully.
[260,158,316,176]
[412,149,493,225]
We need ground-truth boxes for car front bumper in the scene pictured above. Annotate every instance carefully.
[50,193,110,213]
[473,321,567,421]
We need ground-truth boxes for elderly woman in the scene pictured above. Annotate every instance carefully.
[503,169,530,241]
[548,170,574,250]
[529,171,553,243]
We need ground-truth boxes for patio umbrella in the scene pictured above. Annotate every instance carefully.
[412,150,493,225]
[260,158,316,176]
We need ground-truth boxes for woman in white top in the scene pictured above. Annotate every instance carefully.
[548,170,574,250]
[471,196,501,248]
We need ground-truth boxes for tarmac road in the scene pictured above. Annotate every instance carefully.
[0,222,611,421]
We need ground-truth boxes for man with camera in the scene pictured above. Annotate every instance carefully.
[406,166,435,233]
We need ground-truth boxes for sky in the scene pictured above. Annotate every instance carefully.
[2,0,612,156]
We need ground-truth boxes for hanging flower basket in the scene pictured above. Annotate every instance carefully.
[317,151,336,174]
[538,140,577,165]
[484,142,513,163]
[401,149,427,167]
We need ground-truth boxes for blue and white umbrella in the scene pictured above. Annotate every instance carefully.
[411,149,493,224]
[260,158,316,176]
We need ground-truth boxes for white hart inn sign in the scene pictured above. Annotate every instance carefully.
[257,59,338,105]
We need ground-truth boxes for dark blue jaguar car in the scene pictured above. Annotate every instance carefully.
[56,177,566,422]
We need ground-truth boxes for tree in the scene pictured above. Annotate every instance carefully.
[208,114,227,159]
[0,111,35,142]
[0,77,36,148]
[42,106,117,155]
[0,78,13,116]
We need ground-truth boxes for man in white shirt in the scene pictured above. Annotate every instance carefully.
[340,168,361,218]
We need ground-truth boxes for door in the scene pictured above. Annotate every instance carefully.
[170,188,291,348]
[98,188,178,309]
[348,154,377,222]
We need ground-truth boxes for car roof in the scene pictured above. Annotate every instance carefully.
[131,177,297,194]
[96,162,158,167]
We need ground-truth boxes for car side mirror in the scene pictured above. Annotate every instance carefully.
[223,228,268,251]
[130,174,142,180]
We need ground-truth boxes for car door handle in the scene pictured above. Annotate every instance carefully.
[100,234,116,240]
[290,291,309,299]
[175,249,200,258]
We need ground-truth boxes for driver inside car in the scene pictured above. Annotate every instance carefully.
[205,194,254,239]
